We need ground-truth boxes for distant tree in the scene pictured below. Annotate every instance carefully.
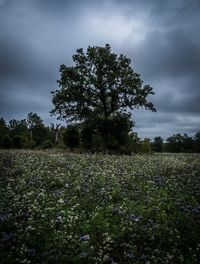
[50,123,61,145]
[41,139,54,149]
[63,125,80,150]
[194,131,200,153]
[1,135,12,149]
[9,119,29,138]
[27,113,43,141]
[26,113,49,146]
[152,136,163,152]
[166,133,194,153]
[166,134,182,152]
[182,133,194,152]
[0,118,8,148]
[13,135,29,149]
[128,132,142,154]
[51,44,156,122]
[141,138,151,153]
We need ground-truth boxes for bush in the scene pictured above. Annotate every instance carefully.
[13,135,29,149]
[41,140,54,149]
[1,134,12,149]
[81,113,133,153]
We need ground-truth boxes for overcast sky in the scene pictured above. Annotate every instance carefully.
[0,0,200,139]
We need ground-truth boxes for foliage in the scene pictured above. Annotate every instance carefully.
[51,44,156,123]
[27,113,49,146]
[128,132,142,154]
[152,136,163,152]
[40,139,54,150]
[63,125,80,150]
[12,135,29,149]
[0,115,200,153]
[0,150,200,263]
[141,138,152,153]
[166,133,194,153]
[9,119,29,138]
[194,131,200,153]
[32,125,49,146]
[50,44,157,153]
[0,118,8,147]
[1,135,12,149]
[27,112,44,136]
[81,113,133,153]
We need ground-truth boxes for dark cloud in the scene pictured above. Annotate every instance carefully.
[132,29,200,80]
[0,0,200,138]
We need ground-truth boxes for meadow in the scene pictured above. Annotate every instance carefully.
[0,150,200,264]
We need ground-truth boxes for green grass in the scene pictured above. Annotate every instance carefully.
[0,150,200,263]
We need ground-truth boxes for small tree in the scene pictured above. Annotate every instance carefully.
[128,132,142,154]
[141,138,151,153]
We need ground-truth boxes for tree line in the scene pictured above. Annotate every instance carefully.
[0,114,199,153]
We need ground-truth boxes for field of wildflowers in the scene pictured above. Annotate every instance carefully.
[0,150,200,263]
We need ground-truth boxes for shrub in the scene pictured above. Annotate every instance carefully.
[13,135,29,149]
[41,140,54,149]
[1,134,12,149]
[81,113,133,153]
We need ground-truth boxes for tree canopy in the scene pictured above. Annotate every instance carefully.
[51,44,156,122]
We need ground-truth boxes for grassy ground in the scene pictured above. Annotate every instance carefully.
[0,150,200,263]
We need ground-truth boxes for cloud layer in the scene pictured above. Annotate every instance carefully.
[0,0,200,138]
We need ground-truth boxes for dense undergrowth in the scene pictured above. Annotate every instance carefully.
[0,150,200,263]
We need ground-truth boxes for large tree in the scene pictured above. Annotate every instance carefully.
[51,44,156,122]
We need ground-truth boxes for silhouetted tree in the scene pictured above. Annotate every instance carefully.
[194,131,200,152]
[13,135,28,149]
[51,44,156,122]
[27,113,43,141]
[26,113,49,146]
[166,134,182,152]
[1,135,12,149]
[152,136,163,152]
[166,133,194,153]
[0,118,9,148]
[182,133,194,152]
[51,44,156,153]
[9,119,29,138]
